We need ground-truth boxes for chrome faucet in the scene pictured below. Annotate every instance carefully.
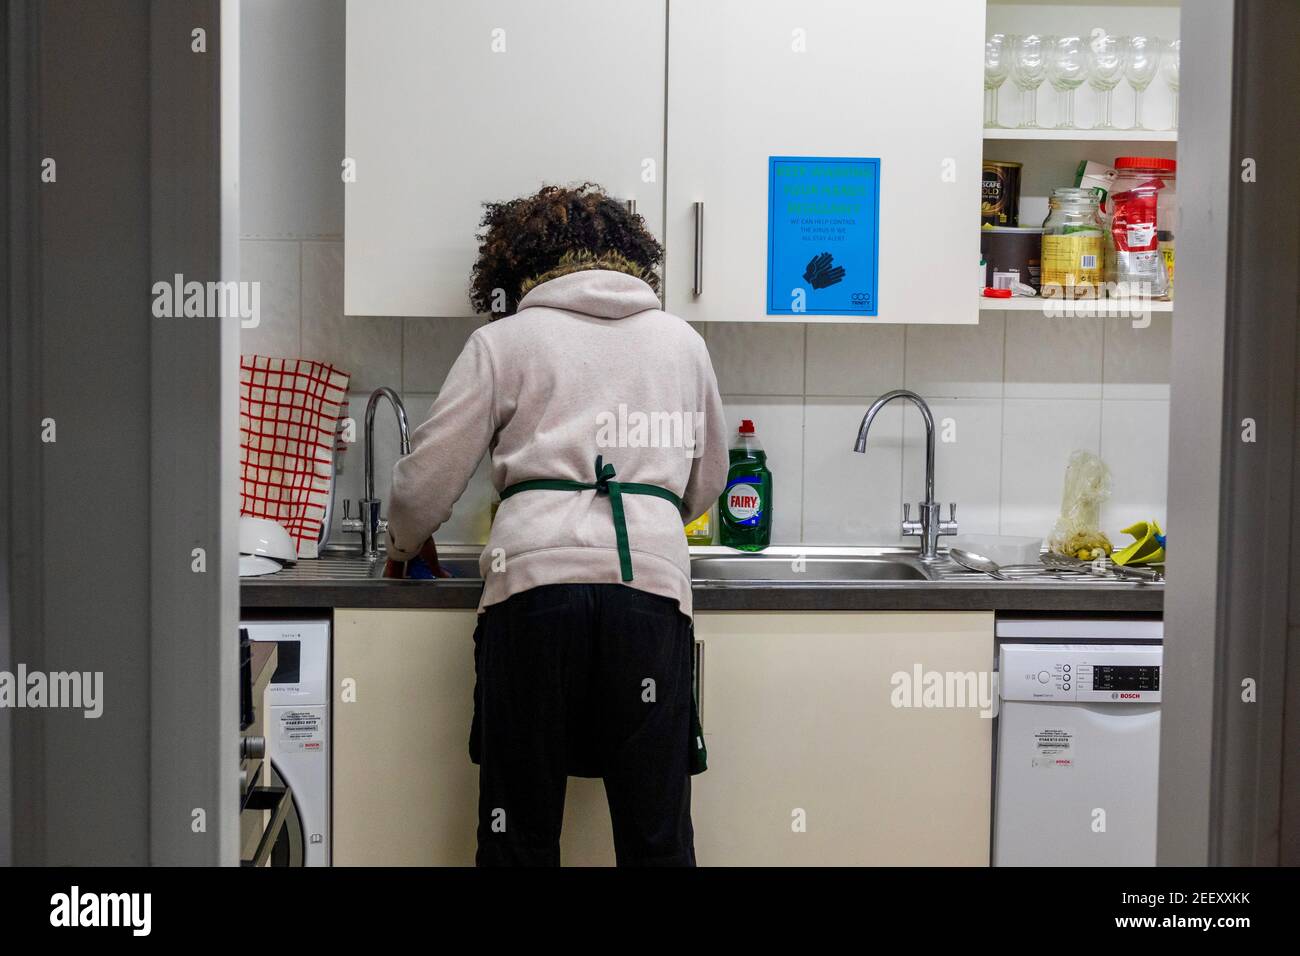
[854,389,957,561]
[341,386,410,559]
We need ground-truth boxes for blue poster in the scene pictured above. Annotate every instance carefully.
[766,156,880,316]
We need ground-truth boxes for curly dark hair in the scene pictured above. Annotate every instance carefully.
[469,183,663,318]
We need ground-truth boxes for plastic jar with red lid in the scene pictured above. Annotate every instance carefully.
[1107,156,1176,299]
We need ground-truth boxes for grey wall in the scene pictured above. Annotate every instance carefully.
[3,0,236,865]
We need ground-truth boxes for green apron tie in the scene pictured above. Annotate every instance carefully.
[498,455,682,582]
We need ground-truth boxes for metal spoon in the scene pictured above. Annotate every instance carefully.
[948,548,1010,580]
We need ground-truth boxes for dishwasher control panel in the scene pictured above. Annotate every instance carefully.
[999,644,1162,703]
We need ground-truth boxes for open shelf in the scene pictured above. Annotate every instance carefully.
[984,128,1177,142]
[979,296,1174,315]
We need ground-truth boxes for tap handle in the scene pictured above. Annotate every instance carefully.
[939,502,959,536]
[903,502,911,522]
[342,498,352,520]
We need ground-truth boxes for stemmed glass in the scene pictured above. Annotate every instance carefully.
[984,34,1010,128]
[1124,35,1161,130]
[1086,32,1127,130]
[1161,39,1181,129]
[1010,34,1048,129]
[1046,36,1088,129]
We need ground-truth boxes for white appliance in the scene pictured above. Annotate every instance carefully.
[242,618,331,866]
[993,618,1163,867]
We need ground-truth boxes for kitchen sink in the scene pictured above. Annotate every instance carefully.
[313,543,934,583]
[690,550,933,583]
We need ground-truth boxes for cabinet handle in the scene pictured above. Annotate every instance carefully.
[692,201,704,297]
[694,639,704,724]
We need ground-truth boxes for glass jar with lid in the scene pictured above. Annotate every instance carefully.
[1107,156,1176,299]
[1040,187,1105,299]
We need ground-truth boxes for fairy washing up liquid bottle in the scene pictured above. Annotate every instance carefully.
[718,419,772,551]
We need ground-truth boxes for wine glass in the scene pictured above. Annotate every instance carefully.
[1046,36,1088,129]
[1010,34,1048,129]
[1161,39,1181,129]
[984,34,1010,128]
[1086,31,1127,130]
[1125,35,1161,130]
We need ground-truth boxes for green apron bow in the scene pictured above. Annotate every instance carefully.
[498,455,682,583]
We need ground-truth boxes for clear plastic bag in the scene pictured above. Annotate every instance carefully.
[1047,450,1114,558]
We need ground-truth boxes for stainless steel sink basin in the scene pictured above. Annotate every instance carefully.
[690,549,933,583]
[319,542,934,584]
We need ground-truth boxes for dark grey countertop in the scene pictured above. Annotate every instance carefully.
[240,548,1164,614]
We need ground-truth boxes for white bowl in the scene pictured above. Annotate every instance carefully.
[238,516,297,564]
[239,554,285,577]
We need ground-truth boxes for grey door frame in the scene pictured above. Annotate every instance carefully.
[1162,0,1300,866]
[2,0,238,865]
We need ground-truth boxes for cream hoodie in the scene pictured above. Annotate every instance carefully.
[387,270,728,616]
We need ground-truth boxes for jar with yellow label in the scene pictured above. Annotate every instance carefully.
[1040,187,1105,299]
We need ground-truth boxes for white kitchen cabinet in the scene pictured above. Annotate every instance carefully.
[333,606,994,866]
[664,0,986,323]
[344,0,666,317]
[331,606,613,865]
[332,608,480,866]
[689,610,994,865]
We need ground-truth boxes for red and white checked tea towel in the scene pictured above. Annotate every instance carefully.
[239,356,351,558]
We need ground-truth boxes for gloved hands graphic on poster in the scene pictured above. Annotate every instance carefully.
[802,252,846,289]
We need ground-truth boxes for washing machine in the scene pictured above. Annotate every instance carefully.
[242,618,331,866]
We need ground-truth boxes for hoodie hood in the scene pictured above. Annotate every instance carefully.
[515,269,661,320]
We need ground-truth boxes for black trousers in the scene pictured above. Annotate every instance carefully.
[471,583,696,867]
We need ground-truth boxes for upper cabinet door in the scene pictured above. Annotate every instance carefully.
[665,0,986,323]
[344,0,666,317]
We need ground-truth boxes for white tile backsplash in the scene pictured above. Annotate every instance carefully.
[704,322,805,395]
[301,241,402,392]
[238,239,301,359]
[402,316,484,393]
[244,238,1170,550]
[1003,311,1104,400]
[803,399,904,545]
[999,398,1102,537]
[902,398,1004,537]
[1103,313,1173,401]
[904,313,1006,399]
[1100,400,1170,541]
[805,323,905,397]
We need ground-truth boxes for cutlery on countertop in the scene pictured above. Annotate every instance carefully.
[948,547,1066,580]
[1039,551,1164,583]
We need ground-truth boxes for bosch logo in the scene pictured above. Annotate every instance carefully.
[1119,692,1142,699]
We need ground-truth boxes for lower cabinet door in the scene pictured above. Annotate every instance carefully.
[332,608,480,866]
[689,611,994,866]
[333,607,993,866]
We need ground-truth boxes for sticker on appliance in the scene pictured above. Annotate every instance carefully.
[277,707,325,752]
[1031,727,1074,769]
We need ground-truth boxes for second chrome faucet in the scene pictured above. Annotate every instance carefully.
[341,386,410,559]
[854,389,957,561]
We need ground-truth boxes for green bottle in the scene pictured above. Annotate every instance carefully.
[718,419,772,551]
